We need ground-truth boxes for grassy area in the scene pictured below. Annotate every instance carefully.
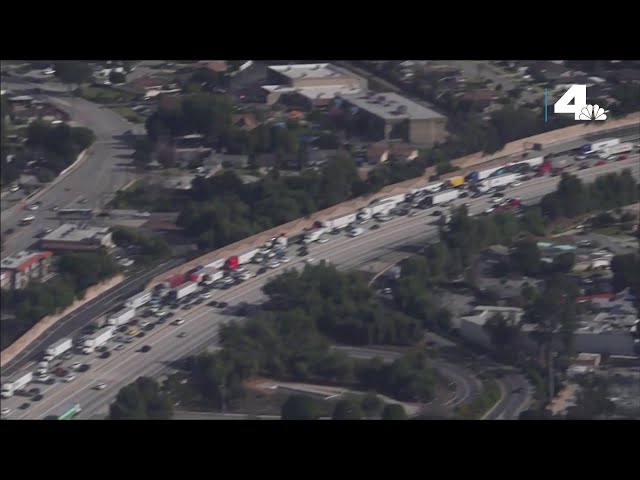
[453,378,502,420]
[109,179,190,212]
[110,106,144,123]
[78,86,137,104]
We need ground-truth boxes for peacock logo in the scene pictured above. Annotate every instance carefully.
[578,104,607,121]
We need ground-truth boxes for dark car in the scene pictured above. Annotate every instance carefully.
[28,388,41,396]
[432,211,442,216]
[20,403,30,410]
[491,192,504,198]
[100,351,111,359]
[137,331,146,338]
[472,192,482,198]
[459,192,469,198]
[183,304,192,310]
[156,318,165,325]
[370,224,380,230]
[298,250,309,257]
[140,345,152,353]
[77,364,90,373]
[218,302,228,309]
[257,267,268,274]
[33,394,44,402]
[194,298,204,305]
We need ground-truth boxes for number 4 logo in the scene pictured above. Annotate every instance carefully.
[554,84,607,121]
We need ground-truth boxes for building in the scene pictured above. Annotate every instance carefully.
[366,143,419,165]
[457,306,524,348]
[262,63,367,108]
[0,250,53,289]
[40,224,113,252]
[338,91,447,145]
[574,312,637,355]
[567,353,602,377]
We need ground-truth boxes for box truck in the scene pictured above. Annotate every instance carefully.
[321,213,357,231]
[598,142,632,159]
[107,307,136,327]
[125,291,152,310]
[304,227,329,244]
[476,166,504,181]
[1,372,33,398]
[82,327,114,354]
[424,189,460,206]
[579,138,620,154]
[478,173,521,192]
[447,175,466,188]
[172,281,199,300]
[44,338,73,362]
[202,268,224,285]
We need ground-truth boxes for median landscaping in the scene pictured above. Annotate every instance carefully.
[453,378,502,420]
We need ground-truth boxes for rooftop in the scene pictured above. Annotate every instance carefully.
[269,63,351,80]
[1,250,52,271]
[340,91,445,121]
[42,224,110,243]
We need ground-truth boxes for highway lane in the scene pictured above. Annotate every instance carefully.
[1,257,186,377]
[1,81,144,259]
[8,158,639,419]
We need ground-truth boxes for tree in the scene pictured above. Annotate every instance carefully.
[512,240,541,276]
[553,252,575,273]
[110,376,173,420]
[381,404,408,420]
[332,398,364,420]
[281,395,320,420]
[360,392,383,417]
[71,127,96,151]
[133,137,154,165]
[54,61,93,89]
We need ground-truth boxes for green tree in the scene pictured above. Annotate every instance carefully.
[108,70,126,85]
[512,240,541,276]
[381,404,408,420]
[360,392,383,417]
[281,395,320,420]
[110,376,173,420]
[54,61,93,89]
[71,127,96,151]
[332,398,363,420]
[553,252,575,273]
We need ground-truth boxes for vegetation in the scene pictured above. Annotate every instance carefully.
[78,86,136,104]
[0,252,120,350]
[565,375,614,420]
[109,377,173,420]
[381,403,408,420]
[110,180,191,212]
[610,253,640,309]
[281,395,321,420]
[110,226,171,265]
[332,397,364,420]
[111,107,144,124]
[108,70,126,85]
[54,61,93,88]
[453,379,501,419]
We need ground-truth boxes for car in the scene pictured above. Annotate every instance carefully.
[100,351,111,359]
[511,181,522,187]
[459,192,469,198]
[177,332,187,338]
[305,258,318,265]
[139,320,150,328]
[79,198,88,204]
[298,250,309,257]
[115,344,125,351]
[491,197,503,203]
[432,211,442,216]
[9,185,19,193]
[62,352,73,360]
[33,394,44,401]
[1,408,11,416]
[28,388,41,396]
[281,257,291,263]
[95,383,107,390]
[173,319,185,326]
[409,211,420,217]
[27,204,39,211]
[141,345,152,353]
[218,302,228,308]
[370,224,381,230]
[202,292,212,299]
[617,155,627,161]
[317,236,329,244]
[51,205,60,211]
[472,192,482,198]
[137,331,146,338]
[37,373,51,382]
[156,317,166,325]
[257,267,268,274]
[579,163,589,170]
[268,261,281,269]
[77,364,90,373]
[63,374,75,382]
[19,403,30,410]
[485,207,495,214]
[194,298,204,305]
[183,304,193,310]
[595,160,606,166]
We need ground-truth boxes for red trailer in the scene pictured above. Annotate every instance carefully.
[167,273,186,289]
[225,256,239,270]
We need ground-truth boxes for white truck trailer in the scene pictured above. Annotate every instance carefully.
[321,213,357,230]
[598,142,632,159]
[273,235,288,249]
[424,189,460,206]
[204,259,225,270]
[43,338,73,362]
[478,173,521,192]
[173,280,199,300]
[1,371,33,398]
[82,327,114,354]
[125,291,152,309]
[304,227,329,244]
[511,155,545,169]
[201,267,224,285]
[580,138,620,154]
[358,202,396,221]
[369,193,406,207]
[409,182,444,197]
[238,249,260,265]
[107,307,136,327]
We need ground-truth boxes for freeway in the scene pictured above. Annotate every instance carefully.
[4,156,639,420]
[0,79,145,260]
[1,257,187,376]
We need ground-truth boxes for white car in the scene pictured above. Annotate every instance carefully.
[490,197,503,203]
[485,207,495,214]
[511,181,522,187]
[317,236,329,244]
[140,320,151,328]
[148,306,159,313]
[305,258,318,265]
[1,408,11,416]
[71,362,81,370]
[268,261,281,269]
[95,383,107,390]
[201,292,212,299]
[281,257,291,263]
[27,204,39,211]
[155,310,167,317]
[63,374,76,382]
[173,319,185,326]
[115,344,125,351]
[37,373,51,382]
[9,185,19,193]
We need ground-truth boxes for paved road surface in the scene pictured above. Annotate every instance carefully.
[1,80,145,259]
[4,157,639,419]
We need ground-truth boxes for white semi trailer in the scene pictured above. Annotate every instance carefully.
[125,291,152,309]
[82,327,114,354]
[43,338,73,362]
[107,307,136,327]
[1,371,33,398]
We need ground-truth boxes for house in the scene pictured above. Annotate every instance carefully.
[367,143,390,165]
[1,250,53,290]
[457,306,525,348]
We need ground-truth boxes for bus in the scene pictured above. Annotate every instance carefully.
[57,403,82,420]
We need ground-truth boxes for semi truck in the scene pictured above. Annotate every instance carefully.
[478,173,521,191]
[369,193,406,207]
[125,291,152,310]
[358,202,396,221]
[1,372,33,398]
[447,175,466,188]
[423,189,460,207]
[409,182,444,197]
[43,338,73,362]
[321,213,357,231]
[172,281,199,300]
[273,235,288,249]
[82,327,114,354]
[304,227,329,244]
[106,307,136,327]
[579,138,620,154]
[598,142,632,159]
[202,268,224,285]
[511,156,545,170]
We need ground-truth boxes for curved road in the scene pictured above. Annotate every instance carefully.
[3,156,638,419]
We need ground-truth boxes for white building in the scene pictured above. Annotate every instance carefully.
[457,306,524,348]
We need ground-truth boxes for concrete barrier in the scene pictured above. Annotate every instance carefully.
[0,274,125,367]
[146,113,640,291]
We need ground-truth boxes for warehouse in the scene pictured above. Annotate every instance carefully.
[40,224,113,252]
[338,91,447,145]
